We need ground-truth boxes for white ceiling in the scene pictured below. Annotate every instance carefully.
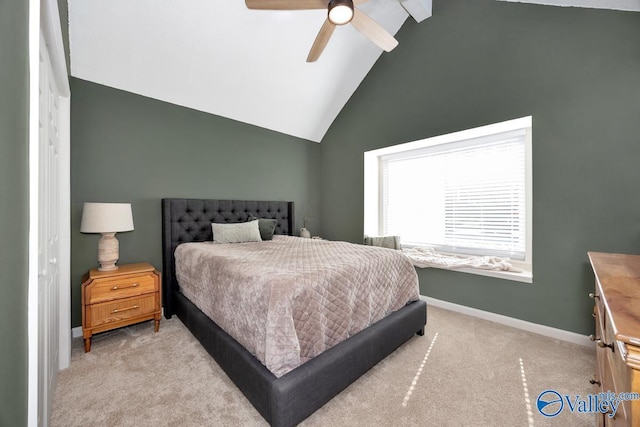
[68,0,638,143]
[69,0,411,143]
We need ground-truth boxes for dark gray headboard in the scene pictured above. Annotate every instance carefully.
[161,198,294,317]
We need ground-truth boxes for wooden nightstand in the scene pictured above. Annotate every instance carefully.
[81,262,162,352]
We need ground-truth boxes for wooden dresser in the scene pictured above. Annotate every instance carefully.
[588,252,640,426]
[81,262,161,352]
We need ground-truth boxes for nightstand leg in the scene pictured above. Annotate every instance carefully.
[84,338,91,353]
[154,319,160,332]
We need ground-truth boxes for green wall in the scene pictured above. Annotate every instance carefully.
[69,0,640,336]
[70,79,320,327]
[0,0,29,425]
[319,0,640,335]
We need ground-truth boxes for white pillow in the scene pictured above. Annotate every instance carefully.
[211,220,262,244]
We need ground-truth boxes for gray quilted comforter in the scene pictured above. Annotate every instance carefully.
[175,236,419,377]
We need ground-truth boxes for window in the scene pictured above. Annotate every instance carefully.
[364,117,532,281]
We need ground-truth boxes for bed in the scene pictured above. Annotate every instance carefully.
[161,198,427,426]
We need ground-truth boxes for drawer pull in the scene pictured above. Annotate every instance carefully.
[111,283,139,291]
[595,339,613,350]
[111,305,140,314]
[592,312,596,318]
[589,379,601,386]
[588,292,600,300]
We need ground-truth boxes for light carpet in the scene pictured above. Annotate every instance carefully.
[51,306,595,426]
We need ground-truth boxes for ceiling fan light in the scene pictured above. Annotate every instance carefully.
[328,0,354,25]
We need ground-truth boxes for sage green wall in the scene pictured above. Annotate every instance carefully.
[319,0,640,335]
[70,78,320,327]
[0,0,29,425]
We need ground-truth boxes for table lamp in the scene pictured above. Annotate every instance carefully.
[80,202,134,271]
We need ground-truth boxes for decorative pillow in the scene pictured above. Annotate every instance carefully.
[248,215,278,241]
[211,220,262,243]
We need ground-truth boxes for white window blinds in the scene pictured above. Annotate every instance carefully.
[381,129,527,259]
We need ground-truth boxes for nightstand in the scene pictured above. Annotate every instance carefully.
[81,262,161,352]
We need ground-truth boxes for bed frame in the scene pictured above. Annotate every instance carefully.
[161,198,427,427]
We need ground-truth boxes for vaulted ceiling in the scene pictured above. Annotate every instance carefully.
[68,0,638,143]
[69,0,419,142]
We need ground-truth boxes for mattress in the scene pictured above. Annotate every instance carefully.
[174,235,419,377]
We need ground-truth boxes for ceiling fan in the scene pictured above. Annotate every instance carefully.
[245,0,399,62]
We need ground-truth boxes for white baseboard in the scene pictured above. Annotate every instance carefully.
[421,295,592,347]
[71,326,82,339]
[70,298,591,346]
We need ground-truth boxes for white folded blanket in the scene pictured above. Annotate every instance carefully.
[402,246,523,273]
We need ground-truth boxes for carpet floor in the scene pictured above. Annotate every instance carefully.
[51,305,595,426]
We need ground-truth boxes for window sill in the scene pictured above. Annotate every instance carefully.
[402,246,532,283]
[432,266,533,283]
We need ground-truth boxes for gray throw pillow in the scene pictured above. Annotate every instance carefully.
[248,215,277,240]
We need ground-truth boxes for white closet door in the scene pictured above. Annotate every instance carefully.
[37,30,61,427]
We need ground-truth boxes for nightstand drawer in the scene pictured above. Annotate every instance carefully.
[88,274,156,304]
[89,294,157,328]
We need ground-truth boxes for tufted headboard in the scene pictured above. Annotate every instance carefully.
[161,198,294,317]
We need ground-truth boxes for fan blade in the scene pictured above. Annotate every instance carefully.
[307,19,336,62]
[350,9,398,52]
[353,0,371,4]
[245,0,326,10]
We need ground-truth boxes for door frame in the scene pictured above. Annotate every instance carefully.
[28,0,71,424]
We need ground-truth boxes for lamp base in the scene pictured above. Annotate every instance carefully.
[97,232,120,271]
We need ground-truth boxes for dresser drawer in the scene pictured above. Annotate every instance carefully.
[608,342,632,421]
[594,280,607,335]
[87,274,156,304]
[88,294,157,328]
[595,323,630,425]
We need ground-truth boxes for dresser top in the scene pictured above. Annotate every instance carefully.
[588,252,640,349]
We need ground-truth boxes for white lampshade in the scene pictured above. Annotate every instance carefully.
[80,203,134,233]
[81,202,134,271]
